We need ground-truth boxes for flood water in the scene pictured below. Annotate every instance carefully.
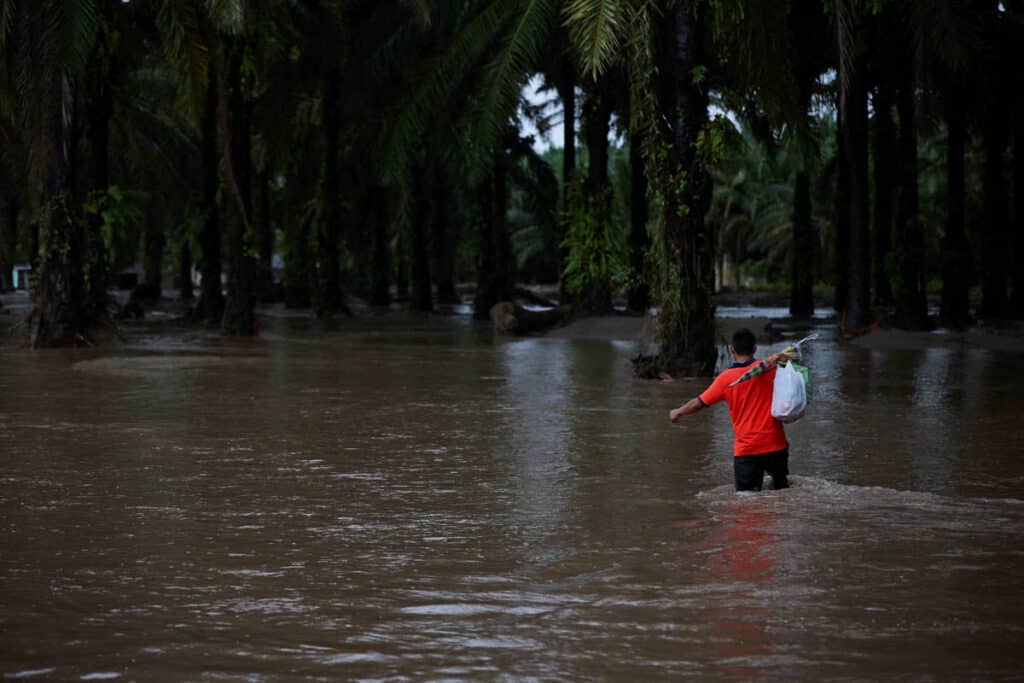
[2,311,1024,681]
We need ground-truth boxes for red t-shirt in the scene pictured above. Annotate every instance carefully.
[699,360,788,457]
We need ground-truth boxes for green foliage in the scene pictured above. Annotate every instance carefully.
[83,186,147,266]
[560,183,627,296]
[697,114,743,167]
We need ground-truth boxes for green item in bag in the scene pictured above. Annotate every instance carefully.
[790,361,811,402]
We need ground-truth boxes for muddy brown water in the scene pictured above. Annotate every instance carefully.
[2,312,1023,681]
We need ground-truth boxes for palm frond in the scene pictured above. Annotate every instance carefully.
[563,0,625,79]
[58,0,99,70]
[832,0,854,121]
[378,0,508,182]
[0,0,14,48]
[156,0,208,116]
[206,0,245,34]
[470,0,557,168]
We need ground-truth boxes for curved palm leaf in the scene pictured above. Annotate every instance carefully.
[563,0,625,79]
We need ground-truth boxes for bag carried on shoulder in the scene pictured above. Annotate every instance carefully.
[771,361,808,423]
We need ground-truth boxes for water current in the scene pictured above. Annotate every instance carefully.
[2,310,1023,681]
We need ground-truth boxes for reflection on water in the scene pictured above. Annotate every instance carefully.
[1,314,1023,681]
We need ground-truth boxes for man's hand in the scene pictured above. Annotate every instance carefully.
[670,398,705,423]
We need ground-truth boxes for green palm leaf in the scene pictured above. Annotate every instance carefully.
[563,0,625,79]
[470,0,556,164]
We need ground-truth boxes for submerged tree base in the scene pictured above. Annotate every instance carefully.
[25,305,122,349]
[632,351,716,380]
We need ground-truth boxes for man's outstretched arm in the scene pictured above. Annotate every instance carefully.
[670,397,705,423]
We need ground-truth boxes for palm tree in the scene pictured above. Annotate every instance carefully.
[2,0,109,346]
[560,0,719,374]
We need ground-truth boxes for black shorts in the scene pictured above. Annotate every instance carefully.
[733,448,789,492]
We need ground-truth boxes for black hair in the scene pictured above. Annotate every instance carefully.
[731,328,757,356]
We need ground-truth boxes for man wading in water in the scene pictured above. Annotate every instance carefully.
[669,328,790,492]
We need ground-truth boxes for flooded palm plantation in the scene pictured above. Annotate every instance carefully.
[2,312,1024,681]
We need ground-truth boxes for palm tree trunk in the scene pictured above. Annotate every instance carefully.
[473,151,513,320]
[32,72,88,347]
[256,168,275,302]
[980,112,1009,320]
[635,0,715,377]
[842,54,871,330]
[142,218,165,290]
[284,214,314,309]
[557,69,576,302]
[580,80,614,313]
[396,226,409,301]
[368,184,392,307]
[315,65,347,318]
[893,74,928,329]
[872,84,895,307]
[1012,105,1024,318]
[940,91,971,328]
[432,178,459,305]
[790,171,815,318]
[178,236,194,301]
[196,45,224,324]
[409,171,434,312]
[81,0,118,318]
[559,72,577,200]
[834,116,850,313]
[222,36,257,335]
[0,198,16,292]
[627,133,650,313]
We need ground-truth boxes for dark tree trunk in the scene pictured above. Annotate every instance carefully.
[627,133,650,313]
[584,85,612,199]
[560,73,577,201]
[315,66,348,318]
[940,91,971,328]
[30,2,118,345]
[0,199,16,292]
[409,172,434,313]
[368,184,392,307]
[432,178,459,305]
[578,80,614,313]
[195,45,224,324]
[178,236,194,301]
[259,169,273,267]
[142,218,164,291]
[834,116,850,313]
[980,112,1010,320]
[635,0,715,377]
[395,215,410,302]
[31,72,89,347]
[84,26,113,319]
[892,73,928,329]
[473,151,513,320]
[1012,102,1024,318]
[222,36,257,336]
[557,70,576,303]
[872,84,895,306]
[256,168,275,302]
[842,57,871,330]
[790,171,815,318]
[284,214,314,309]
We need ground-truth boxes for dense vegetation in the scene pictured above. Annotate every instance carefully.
[0,1,1021,376]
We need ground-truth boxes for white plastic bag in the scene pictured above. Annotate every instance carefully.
[771,361,807,423]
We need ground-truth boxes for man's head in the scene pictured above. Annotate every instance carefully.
[730,328,757,359]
